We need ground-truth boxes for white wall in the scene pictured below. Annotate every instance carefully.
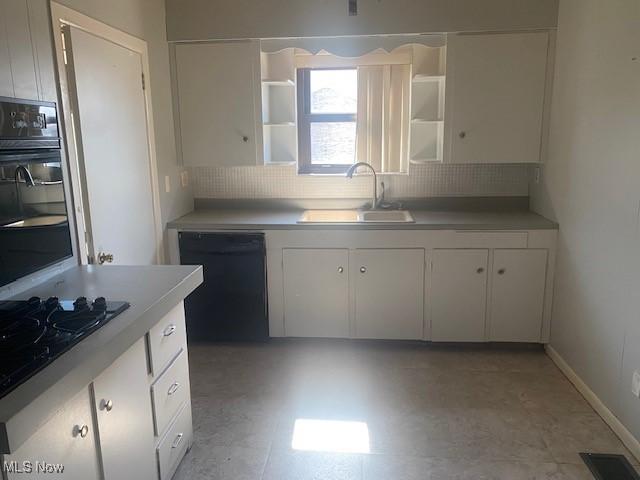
[166,0,558,41]
[55,0,193,232]
[530,0,640,436]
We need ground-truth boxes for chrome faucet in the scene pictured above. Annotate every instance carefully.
[14,165,35,217]
[346,162,379,210]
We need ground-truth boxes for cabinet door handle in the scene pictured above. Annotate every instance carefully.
[337,266,344,273]
[476,267,485,274]
[167,382,181,396]
[163,324,177,337]
[360,266,366,273]
[459,131,467,139]
[498,268,506,275]
[172,433,184,449]
[75,424,89,438]
[103,399,114,412]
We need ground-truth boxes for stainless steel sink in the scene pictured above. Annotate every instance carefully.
[298,209,414,224]
[359,210,415,223]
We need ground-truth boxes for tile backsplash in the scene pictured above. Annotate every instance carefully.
[189,163,531,199]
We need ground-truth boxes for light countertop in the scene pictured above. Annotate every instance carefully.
[167,208,558,231]
[0,265,203,453]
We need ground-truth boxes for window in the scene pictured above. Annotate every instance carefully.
[297,68,358,174]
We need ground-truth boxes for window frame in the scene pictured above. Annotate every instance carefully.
[296,67,358,174]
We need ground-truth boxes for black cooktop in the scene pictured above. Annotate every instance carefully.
[0,296,129,399]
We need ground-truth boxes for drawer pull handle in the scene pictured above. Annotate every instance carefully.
[172,433,184,449]
[498,268,506,275]
[103,399,114,412]
[476,267,485,274]
[163,324,177,337]
[167,382,181,396]
[360,266,366,273]
[75,424,89,438]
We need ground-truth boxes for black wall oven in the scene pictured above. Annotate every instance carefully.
[0,97,73,287]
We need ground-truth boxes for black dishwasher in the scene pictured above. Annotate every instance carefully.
[179,232,268,341]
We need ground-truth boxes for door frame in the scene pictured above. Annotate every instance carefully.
[50,2,164,264]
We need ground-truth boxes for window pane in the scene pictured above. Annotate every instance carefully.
[310,122,356,165]
[310,69,357,114]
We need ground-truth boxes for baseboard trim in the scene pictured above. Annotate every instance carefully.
[545,345,640,462]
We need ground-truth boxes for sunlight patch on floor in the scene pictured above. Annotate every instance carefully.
[291,418,370,454]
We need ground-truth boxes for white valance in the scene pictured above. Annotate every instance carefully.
[261,34,445,57]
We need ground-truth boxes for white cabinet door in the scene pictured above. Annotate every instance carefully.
[27,0,58,102]
[1,0,39,100]
[92,338,156,480]
[0,1,13,97]
[446,32,549,164]
[283,249,349,337]
[489,249,547,342]
[431,249,488,341]
[5,388,100,480]
[353,249,424,340]
[175,41,260,167]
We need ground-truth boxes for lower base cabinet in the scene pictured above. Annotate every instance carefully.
[283,248,350,337]
[489,249,547,342]
[92,338,156,480]
[353,249,424,340]
[4,388,101,480]
[431,249,489,342]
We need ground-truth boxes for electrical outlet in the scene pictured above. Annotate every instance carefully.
[632,371,640,397]
[180,170,189,188]
[164,175,171,193]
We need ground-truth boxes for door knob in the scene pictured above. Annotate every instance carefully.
[360,266,367,273]
[97,252,114,265]
[337,266,344,273]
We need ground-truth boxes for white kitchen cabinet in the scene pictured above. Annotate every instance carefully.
[353,249,424,340]
[92,338,156,480]
[4,388,100,480]
[27,0,58,102]
[283,248,350,337]
[174,41,260,167]
[446,32,549,164]
[0,1,13,97]
[431,249,488,341]
[0,0,39,100]
[489,249,548,342]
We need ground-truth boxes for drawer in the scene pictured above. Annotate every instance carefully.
[148,302,187,376]
[444,231,528,249]
[157,402,192,480]
[151,348,190,436]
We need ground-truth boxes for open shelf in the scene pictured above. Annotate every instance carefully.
[262,79,295,86]
[263,124,297,165]
[409,43,446,163]
[409,120,443,163]
[412,74,445,83]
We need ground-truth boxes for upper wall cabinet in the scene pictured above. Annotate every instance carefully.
[445,32,549,164]
[174,41,261,167]
[0,0,57,102]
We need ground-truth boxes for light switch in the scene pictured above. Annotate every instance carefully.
[632,371,640,397]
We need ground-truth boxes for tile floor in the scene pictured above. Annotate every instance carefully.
[174,340,637,480]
